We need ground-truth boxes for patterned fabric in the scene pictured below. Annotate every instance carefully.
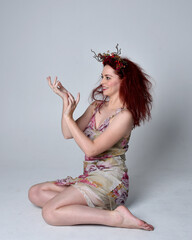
[53,101,133,210]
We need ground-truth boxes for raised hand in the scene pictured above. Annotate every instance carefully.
[46,76,68,101]
[64,91,80,119]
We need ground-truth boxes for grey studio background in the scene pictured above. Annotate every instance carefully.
[0,0,191,240]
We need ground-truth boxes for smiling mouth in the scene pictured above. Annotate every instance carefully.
[102,87,108,91]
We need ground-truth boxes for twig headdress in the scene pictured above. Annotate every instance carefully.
[91,44,128,71]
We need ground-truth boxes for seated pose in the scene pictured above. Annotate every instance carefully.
[28,44,154,230]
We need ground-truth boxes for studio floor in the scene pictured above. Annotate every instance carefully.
[1,0,192,239]
[0,165,191,240]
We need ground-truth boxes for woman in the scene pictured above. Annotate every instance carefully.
[28,45,154,230]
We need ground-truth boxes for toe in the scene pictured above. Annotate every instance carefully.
[140,221,154,231]
[143,225,152,231]
[146,223,154,230]
[145,225,154,231]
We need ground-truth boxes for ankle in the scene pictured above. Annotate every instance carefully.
[110,209,124,227]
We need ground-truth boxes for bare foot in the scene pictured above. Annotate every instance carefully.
[112,205,154,231]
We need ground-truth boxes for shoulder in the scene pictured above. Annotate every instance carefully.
[111,108,134,130]
[91,108,133,155]
[119,108,133,121]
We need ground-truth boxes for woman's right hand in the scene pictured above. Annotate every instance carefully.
[46,76,68,101]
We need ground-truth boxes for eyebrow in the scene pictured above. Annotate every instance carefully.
[101,74,113,77]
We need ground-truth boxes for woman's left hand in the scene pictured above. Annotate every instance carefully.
[64,91,80,119]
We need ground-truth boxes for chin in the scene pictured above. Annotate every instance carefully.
[103,90,109,96]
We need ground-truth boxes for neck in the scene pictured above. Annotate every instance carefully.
[106,95,124,110]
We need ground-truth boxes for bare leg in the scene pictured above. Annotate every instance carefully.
[42,186,154,231]
[28,182,68,207]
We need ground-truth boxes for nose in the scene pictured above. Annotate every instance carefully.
[100,76,105,85]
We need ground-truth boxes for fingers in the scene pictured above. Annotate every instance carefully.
[58,81,62,88]
[46,76,60,91]
[67,92,74,105]
[46,77,79,106]
[53,76,60,89]
[53,76,57,85]
[67,92,80,107]
[55,81,60,89]
[76,92,80,105]
[46,76,53,88]
[46,76,67,90]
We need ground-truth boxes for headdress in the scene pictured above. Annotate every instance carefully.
[91,44,128,71]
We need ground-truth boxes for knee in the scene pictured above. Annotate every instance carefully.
[28,184,40,206]
[42,204,57,226]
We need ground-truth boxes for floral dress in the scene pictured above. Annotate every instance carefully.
[53,101,133,210]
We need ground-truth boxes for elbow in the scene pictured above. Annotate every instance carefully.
[85,152,92,158]
[85,149,98,158]
[63,134,73,139]
[85,142,101,157]
[65,136,72,139]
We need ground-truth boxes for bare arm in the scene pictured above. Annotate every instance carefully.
[46,76,96,139]
[61,100,96,139]
[65,92,133,157]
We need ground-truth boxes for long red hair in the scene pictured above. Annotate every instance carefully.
[89,56,153,129]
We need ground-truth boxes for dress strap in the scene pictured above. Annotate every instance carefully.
[94,101,126,119]
[108,107,126,120]
[108,108,134,131]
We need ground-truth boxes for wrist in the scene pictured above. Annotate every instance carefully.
[64,114,73,121]
[62,99,68,108]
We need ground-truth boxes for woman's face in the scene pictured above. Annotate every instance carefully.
[100,65,121,97]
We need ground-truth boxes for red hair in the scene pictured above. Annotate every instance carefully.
[89,56,153,129]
